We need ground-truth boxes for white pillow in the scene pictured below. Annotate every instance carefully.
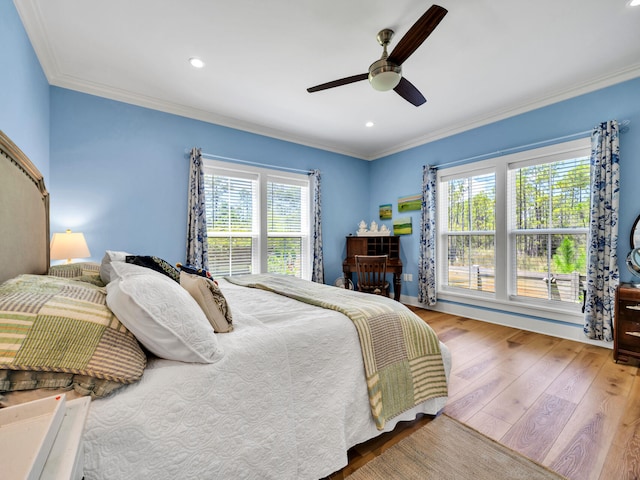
[109,260,157,281]
[99,250,132,284]
[106,270,222,363]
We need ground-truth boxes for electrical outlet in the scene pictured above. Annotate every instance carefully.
[403,273,413,282]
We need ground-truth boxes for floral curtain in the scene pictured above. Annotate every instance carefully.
[185,147,209,270]
[584,121,620,341]
[418,165,438,305]
[310,169,324,283]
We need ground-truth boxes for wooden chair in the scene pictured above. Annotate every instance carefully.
[355,255,390,297]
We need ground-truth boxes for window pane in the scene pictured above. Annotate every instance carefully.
[208,237,254,277]
[268,237,302,276]
[514,158,589,230]
[447,179,470,232]
[512,155,589,305]
[550,160,590,228]
[206,174,256,233]
[515,233,586,303]
[447,174,495,232]
[268,182,302,233]
[447,235,495,292]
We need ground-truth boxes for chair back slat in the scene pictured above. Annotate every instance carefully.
[355,255,389,296]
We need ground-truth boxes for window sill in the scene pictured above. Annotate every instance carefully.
[436,288,584,325]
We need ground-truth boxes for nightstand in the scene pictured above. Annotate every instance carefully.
[614,283,640,362]
[0,395,90,480]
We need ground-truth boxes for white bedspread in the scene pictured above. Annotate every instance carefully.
[83,279,450,479]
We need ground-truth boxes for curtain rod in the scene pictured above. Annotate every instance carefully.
[186,148,313,175]
[435,119,631,170]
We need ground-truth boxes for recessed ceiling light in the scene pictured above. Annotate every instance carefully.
[365,121,374,128]
[189,57,205,68]
[629,0,640,6]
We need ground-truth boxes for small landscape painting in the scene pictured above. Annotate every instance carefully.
[398,193,421,212]
[379,204,392,220]
[393,216,412,235]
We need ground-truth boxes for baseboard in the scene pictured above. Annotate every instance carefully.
[401,294,612,350]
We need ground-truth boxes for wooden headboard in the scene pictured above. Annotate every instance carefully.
[0,130,50,283]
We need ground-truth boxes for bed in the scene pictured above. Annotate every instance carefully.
[0,130,451,479]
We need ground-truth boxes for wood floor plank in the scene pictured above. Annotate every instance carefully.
[444,369,518,422]
[482,337,577,425]
[500,393,576,462]
[545,348,607,403]
[599,371,640,480]
[544,360,632,480]
[463,410,513,441]
[493,334,562,376]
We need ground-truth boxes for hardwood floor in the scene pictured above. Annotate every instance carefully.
[329,308,640,480]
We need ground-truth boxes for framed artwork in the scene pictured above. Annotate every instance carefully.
[398,193,421,212]
[393,216,412,235]
[379,204,392,220]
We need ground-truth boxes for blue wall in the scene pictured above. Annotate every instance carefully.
[0,0,50,178]
[370,77,640,296]
[49,88,370,282]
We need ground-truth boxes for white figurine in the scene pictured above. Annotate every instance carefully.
[358,220,368,234]
[380,224,389,233]
[370,221,378,232]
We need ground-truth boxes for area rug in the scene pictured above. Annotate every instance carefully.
[346,414,566,480]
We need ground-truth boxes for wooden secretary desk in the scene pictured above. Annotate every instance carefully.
[343,236,403,301]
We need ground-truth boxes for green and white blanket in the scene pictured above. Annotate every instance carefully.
[225,274,448,429]
[0,274,146,397]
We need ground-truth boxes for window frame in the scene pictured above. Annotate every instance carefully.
[436,138,591,324]
[203,159,312,280]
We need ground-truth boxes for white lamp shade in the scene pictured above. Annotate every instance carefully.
[50,230,91,263]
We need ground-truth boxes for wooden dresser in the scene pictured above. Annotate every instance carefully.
[343,236,403,301]
[614,283,640,362]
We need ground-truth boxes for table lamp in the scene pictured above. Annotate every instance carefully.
[50,229,91,264]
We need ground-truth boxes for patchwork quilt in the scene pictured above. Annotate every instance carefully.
[0,274,146,397]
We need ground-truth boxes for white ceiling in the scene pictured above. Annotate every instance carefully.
[14,0,640,160]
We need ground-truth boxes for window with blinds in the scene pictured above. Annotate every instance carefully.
[509,156,589,304]
[205,171,258,276]
[203,161,310,280]
[442,172,496,293]
[437,137,591,320]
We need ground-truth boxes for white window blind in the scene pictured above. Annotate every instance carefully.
[509,156,589,304]
[441,171,496,293]
[205,171,259,276]
[267,179,309,277]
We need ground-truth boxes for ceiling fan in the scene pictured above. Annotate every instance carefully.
[306,4,448,106]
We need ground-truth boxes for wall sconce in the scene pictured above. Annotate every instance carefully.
[50,229,91,264]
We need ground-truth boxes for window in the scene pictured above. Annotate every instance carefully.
[437,138,591,322]
[510,157,589,304]
[203,160,310,280]
[443,171,496,293]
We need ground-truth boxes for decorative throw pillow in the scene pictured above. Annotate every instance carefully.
[180,272,233,333]
[106,268,222,363]
[125,255,180,282]
[176,262,213,280]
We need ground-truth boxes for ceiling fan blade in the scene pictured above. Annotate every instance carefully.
[394,77,426,106]
[307,73,369,93]
[388,5,448,66]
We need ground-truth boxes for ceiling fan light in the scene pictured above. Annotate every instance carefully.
[368,59,401,91]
